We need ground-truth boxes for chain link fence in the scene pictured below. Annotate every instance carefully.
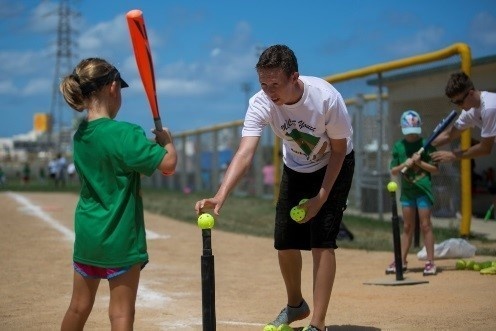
[143,45,474,221]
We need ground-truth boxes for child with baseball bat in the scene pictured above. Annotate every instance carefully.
[387,110,439,276]
[59,58,177,330]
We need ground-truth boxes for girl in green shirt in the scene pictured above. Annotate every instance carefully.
[59,58,177,330]
[386,110,439,276]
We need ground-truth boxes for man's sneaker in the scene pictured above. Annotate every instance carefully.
[263,300,310,330]
[385,261,407,275]
[423,261,437,276]
[302,325,323,331]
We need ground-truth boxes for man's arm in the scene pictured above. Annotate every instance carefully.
[432,125,462,147]
[195,136,260,215]
[432,136,494,162]
[301,138,347,222]
[453,136,494,159]
[216,136,260,201]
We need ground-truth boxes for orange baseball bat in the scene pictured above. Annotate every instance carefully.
[126,9,162,131]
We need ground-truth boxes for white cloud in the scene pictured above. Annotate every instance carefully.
[388,26,445,56]
[0,12,257,109]
[78,15,129,54]
[0,80,17,94]
[471,12,496,46]
[0,51,47,76]
[172,21,256,85]
[121,20,257,100]
[0,76,52,97]
[28,1,60,33]
[211,48,221,57]
[22,78,53,96]
[78,12,163,55]
[0,1,25,19]
[124,76,213,98]
[158,78,213,96]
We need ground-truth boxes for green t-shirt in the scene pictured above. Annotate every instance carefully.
[390,137,436,204]
[73,118,166,268]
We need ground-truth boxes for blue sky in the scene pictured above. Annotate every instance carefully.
[1,0,495,138]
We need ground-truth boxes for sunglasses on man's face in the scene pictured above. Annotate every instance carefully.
[450,90,471,106]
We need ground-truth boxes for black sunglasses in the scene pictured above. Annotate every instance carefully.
[450,90,471,106]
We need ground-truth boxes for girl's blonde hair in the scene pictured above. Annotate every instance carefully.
[59,58,115,112]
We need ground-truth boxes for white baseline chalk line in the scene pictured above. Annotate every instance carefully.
[157,319,265,329]
[6,192,260,328]
[8,192,75,241]
[7,192,173,307]
[6,192,168,240]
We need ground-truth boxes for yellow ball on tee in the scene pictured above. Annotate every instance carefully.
[197,213,215,229]
[386,181,398,192]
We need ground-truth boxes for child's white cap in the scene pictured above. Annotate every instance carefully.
[400,110,422,135]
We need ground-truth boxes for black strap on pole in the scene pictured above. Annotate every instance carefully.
[201,229,216,331]
[390,191,404,281]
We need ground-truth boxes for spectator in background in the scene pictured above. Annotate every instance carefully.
[22,162,31,185]
[39,165,46,184]
[262,161,275,195]
[67,162,76,183]
[48,157,58,185]
[55,153,67,187]
[0,166,5,185]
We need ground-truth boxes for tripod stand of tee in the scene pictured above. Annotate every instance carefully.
[363,183,428,286]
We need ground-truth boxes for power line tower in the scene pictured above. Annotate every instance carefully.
[239,45,266,115]
[47,0,79,153]
[240,82,252,108]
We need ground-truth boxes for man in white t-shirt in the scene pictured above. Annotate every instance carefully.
[432,72,496,160]
[195,45,354,331]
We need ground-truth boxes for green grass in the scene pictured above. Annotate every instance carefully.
[141,188,495,255]
[0,181,81,193]
[2,183,495,255]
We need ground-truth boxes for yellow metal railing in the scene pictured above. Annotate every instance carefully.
[278,43,472,235]
[179,43,473,236]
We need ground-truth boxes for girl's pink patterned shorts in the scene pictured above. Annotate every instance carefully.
[73,262,132,280]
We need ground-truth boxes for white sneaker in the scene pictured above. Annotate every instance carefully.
[385,261,407,274]
[423,261,437,276]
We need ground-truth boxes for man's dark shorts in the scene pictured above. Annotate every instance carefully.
[274,151,355,250]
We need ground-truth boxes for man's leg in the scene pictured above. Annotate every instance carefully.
[278,249,303,306]
[310,248,335,331]
[264,249,309,329]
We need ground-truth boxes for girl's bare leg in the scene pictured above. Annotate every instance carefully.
[108,264,141,331]
[61,271,100,331]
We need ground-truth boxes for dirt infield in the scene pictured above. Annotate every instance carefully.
[1,192,495,331]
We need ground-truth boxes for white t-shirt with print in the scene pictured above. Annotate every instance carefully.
[242,76,353,173]
[454,91,496,141]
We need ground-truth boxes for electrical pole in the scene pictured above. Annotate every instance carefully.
[239,46,266,114]
[47,0,79,153]
[240,82,251,109]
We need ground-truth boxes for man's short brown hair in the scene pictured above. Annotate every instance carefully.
[256,45,298,77]
[445,71,475,98]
